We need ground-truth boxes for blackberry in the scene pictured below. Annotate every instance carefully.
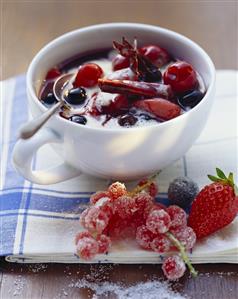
[118,114,137,127]
[65,87,87,106]
[168,177,199,208]
[42,92,57,106]
[69,115,87,125]
[178,90,204,109]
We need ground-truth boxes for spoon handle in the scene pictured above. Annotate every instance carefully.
[19,101,63,139]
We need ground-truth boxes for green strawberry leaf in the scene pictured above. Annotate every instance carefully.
[208,175,219,182]
[216,168,227,180]
[228,172,234,184]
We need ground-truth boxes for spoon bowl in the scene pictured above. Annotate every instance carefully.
[19,73,74,139]
[53,73,74,104]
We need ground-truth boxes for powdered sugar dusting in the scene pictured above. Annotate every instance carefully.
[69,279,187,299]
[55,264,188,299]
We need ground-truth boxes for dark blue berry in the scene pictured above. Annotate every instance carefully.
[178,90,204,109]
[69,115,87,125]
[42,92,58,106]
[118,114,138,127]
[65,87,87,106]
[168,177,199,208]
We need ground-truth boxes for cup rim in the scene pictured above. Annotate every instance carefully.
[27,22,216,133]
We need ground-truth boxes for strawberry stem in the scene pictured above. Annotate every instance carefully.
[166,232,198,278]
[129,171,161,197]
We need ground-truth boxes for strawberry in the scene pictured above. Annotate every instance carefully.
[188,168,238,239]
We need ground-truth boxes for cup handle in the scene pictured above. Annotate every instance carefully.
[12,128,82,184]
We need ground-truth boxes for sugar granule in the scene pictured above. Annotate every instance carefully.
[12,275,26,296]
[27,263,48,273]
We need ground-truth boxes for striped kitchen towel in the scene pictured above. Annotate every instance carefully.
[0,70,237,263]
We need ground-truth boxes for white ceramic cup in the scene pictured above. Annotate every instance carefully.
[12,23,215,184]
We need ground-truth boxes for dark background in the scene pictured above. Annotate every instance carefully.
[1,0,238,80]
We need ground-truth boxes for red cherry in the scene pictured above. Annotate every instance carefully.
[74,63,104,88]
[163,61,198,94]
[45,67,61,80]
[134,98,181,121]
[139,45,170,67]
[112,54,130,71]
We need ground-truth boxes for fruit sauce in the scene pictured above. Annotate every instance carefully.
[39,40,206,128]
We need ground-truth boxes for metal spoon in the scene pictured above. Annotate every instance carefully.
[19,73,74,139]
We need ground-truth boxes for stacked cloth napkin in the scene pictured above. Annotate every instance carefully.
[0,71,237,263]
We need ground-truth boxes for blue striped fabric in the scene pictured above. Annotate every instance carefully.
[0,75,171,257]
[1,75,28,255]
[0,71,237,260]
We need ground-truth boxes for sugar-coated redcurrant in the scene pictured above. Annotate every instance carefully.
[97,234,112,254]
[163,61,198,94]
[133,192,154,219]
[75,231,92,245]
[114,195,137,219]
[90,191,111,205]
[108,182,127,200]
[74,63,104,88]
[100,201,114,220]
[146,209,171,234]
[76,237,99,260]
[90,191,113,219]
[136,225,155,249]
[84,206,109,234]
[162,255,186,280]
[166,205,187,229]
[171,226,196,250]
[150,234,171,253]
[79,208,90,227]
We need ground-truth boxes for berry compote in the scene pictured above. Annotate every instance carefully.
[39,38,206,128]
